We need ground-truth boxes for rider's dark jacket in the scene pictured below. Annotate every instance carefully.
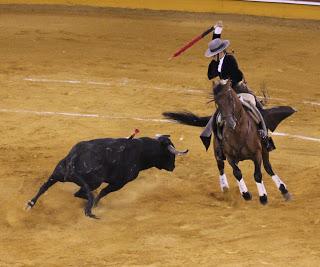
[207,32,244,89]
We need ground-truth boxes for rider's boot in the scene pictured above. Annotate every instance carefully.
[255,100,276,152]
[258,127,276,152]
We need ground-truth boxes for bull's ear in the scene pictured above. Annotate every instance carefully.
[155,134,170,139]
[156,136,172,147]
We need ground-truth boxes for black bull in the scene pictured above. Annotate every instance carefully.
[27,135,188,218]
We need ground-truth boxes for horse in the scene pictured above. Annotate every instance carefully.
[163,81,296,204]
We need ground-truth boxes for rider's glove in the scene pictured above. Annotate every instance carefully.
[214,21,223,35]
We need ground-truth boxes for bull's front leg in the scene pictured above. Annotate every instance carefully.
[94,182,126,207]
[75,176,97,219]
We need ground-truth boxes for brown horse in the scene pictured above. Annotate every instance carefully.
[163,82,296,204]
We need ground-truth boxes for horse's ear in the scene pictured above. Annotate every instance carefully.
[227,79,232,87]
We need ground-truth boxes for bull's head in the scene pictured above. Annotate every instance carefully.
[155,134,188,171]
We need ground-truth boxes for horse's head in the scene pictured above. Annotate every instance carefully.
[213,81,238,130]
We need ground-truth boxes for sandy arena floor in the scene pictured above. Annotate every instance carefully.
[0,6,319,266]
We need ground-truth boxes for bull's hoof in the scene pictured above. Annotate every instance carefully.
[282,192,292,201]
[259,194,268,205]
[242,191,252,201]
[25,200,35,211]
[85,211,99,219]
[88,214,100,219]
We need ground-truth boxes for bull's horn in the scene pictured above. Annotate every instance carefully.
[168,145,188,156]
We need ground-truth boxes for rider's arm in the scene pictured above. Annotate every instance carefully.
[212,21,223,40]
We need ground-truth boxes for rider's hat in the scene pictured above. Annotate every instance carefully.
[205,38,230,58]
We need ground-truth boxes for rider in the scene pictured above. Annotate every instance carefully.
[204,21,275,154]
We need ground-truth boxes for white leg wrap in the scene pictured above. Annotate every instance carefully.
[219,174,229,191]
[272,174,286,188]
[237,179,248,193]
[256,182,267,196]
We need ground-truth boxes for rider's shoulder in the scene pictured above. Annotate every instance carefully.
[224,53,238,63]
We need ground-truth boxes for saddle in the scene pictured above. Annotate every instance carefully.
[215,94,265,141]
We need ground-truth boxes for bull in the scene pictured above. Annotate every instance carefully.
[26,135,188,218]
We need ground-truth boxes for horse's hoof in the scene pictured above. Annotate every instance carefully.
[242,191,252,201]
[259,195,268,205]
[279,184,288,195]
[282,192,292,201]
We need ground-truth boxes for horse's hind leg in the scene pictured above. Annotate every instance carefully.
[228,160,252,200]
[253,156,268,205]
[262,150,291,201]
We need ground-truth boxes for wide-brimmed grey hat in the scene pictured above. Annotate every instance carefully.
[205,38,230,57]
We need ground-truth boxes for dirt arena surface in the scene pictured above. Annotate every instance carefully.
[0,6,319,266]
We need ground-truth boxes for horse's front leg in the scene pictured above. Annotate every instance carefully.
[253,156,268,205]
[262,149,291,201]
[228,159,252,200]
[214,138,229,192]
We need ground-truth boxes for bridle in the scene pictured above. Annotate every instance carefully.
[215,88,237,126]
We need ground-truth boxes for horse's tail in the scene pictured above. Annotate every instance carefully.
[163,111,210,127]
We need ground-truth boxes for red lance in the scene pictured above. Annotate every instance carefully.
[169,26,214,60]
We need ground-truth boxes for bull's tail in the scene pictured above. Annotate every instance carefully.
[163,111,210,127]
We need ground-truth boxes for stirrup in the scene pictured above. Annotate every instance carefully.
[259,131,276,152]
[266,137,276,152]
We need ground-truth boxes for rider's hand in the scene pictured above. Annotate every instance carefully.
[214,21,223,35]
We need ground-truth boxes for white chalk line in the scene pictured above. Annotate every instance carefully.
[23,77,320,104]
[24,77,112,86]
[23,77,205,94]
[0,108,170,123]
[271,132,320,142]
[1,108,319,143]
[302,101,320,106]
[244,0,320,6]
